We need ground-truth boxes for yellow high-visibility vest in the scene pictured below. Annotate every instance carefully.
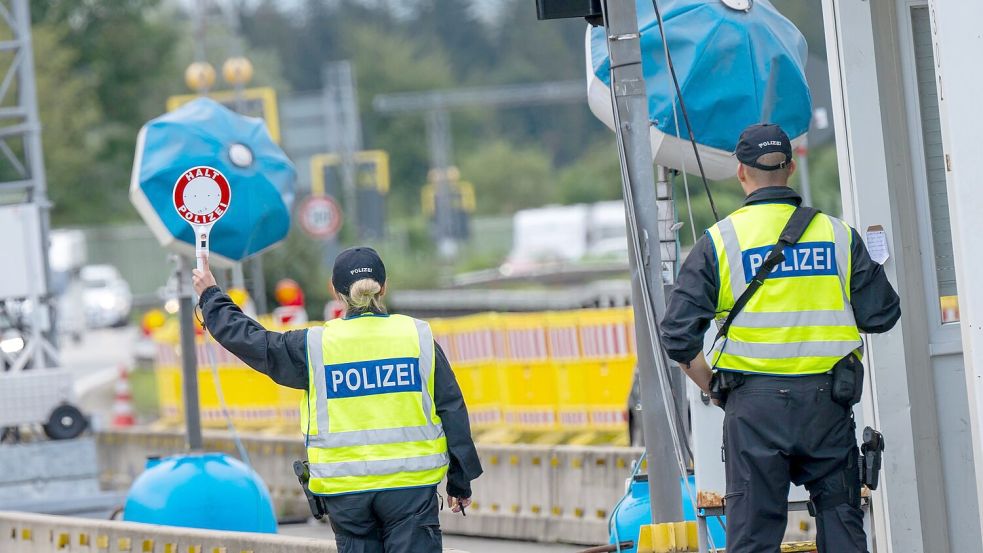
[706,203,863,375]
[301,313,449,495]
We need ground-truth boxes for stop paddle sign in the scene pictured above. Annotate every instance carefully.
[173,166,232,272]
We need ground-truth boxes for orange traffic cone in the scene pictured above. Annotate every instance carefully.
[112,365,136,427]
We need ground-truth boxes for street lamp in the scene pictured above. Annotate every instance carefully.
[222,56,254,87]
[184,61,216,93]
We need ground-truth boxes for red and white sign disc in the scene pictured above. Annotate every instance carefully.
[173,166,232,225]
[298,195,343,239]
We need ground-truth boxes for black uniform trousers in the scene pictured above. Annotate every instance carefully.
[722,372,867,553]
[322,485,442,553]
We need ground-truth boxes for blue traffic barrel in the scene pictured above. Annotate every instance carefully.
[123,452,277,533]
[609,473,726,552]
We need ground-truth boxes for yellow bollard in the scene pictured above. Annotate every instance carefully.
[636,521,699,553]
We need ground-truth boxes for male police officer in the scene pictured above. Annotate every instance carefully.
[193,247,482,553]
[661,124,901,552]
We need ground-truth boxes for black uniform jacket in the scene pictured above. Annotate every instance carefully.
[198,286,483,498]
[661,186,902,365]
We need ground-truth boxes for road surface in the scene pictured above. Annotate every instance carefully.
[61,326,139,426]
[279,520,582,553]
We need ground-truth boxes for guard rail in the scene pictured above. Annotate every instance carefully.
[0,511,336,553]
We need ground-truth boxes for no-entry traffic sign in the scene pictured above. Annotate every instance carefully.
[298,195,343,239]
[173,165,232,271]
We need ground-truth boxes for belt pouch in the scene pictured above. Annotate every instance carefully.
[832,354,864,407]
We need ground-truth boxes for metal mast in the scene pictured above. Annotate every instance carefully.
[0,0,58,370]
[323,60,364,239]
[603,0,685,522]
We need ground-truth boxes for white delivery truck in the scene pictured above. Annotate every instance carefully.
[502,201,628,275]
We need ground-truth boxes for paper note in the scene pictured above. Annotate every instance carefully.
[866,225,890,265]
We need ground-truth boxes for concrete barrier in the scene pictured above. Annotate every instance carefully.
[96,430,645,546]
[0,438,123,517]
[0,511,336,553]
[96,430,312,521]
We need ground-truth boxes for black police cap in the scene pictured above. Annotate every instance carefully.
[734,123,793,171]
[332,246,387,296]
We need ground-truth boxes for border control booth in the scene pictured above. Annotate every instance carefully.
[820,1,983,552]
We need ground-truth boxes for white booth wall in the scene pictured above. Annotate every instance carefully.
[823,1,982,552]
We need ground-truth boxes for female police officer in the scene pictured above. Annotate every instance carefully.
[193,246,482,553]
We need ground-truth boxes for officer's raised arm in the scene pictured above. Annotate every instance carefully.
[193,255,309,389]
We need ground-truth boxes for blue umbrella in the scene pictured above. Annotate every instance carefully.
[587,0,811,179]
[130,97,296,266]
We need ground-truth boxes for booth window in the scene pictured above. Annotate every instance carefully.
[911,6,959,324]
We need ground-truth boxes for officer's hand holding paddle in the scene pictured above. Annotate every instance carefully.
[192,255,217,296]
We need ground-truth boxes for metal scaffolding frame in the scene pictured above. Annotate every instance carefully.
[0,0,57,371]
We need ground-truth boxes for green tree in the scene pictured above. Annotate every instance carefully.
[770,0,826,58]
[31,0,181,225]
[344,24,457,216]
[458,141,556,215]
[31,24,108,224]
[556,140,623,205]
[792,144,842,217]
[409,0,493,81]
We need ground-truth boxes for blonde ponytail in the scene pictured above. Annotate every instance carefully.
[341,278,386,314]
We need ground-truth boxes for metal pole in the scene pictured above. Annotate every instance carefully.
[604,0,684,522]
[231,264,245,291]
[427,109,457,259]
[796,141,813,206]
[12,0,57,367]
[323,62,361,239]
[338,62,362,238]
[176,256,203,451]
[227,76,268,312]
[250,256,268,315]
[193,0,207,63]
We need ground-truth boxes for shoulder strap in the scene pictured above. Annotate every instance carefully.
[715,206,821,340]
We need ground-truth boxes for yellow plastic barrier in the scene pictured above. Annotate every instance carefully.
[547,311,589,430]
[500,313,558,431]
[577,308,636,430]
[152,319,304,431]
[437,314,506,430]
[150,307,639,443]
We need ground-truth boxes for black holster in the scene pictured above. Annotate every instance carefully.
[832,353,864,407]
[709,371,745,409]
[294,460,327,520]
[860,427,885,490]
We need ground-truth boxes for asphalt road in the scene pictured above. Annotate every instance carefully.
[279,520,582,553]
[61,326,139,426]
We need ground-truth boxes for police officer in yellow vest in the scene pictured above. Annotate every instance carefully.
[661,124,900,553]
[193,247,482,553]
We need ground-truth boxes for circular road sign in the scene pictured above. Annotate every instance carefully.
[299,195,343,239]
[173,166,232,226]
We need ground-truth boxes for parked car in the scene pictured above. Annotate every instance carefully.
[49,229,87,342]
[80,265,132,328]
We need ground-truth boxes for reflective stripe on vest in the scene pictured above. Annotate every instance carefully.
[708,205,863,375]
[309,452,450,479]
[303,315,449,495]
